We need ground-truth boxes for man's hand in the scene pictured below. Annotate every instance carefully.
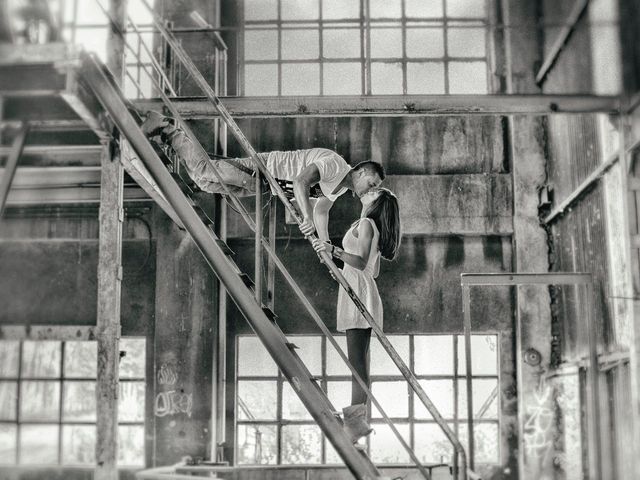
[299,217,316,236]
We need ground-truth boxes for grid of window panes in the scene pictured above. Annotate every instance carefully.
[236,334,499,465]
[0,338,146,466]
[58,0,156,98]
[242,0,489,96]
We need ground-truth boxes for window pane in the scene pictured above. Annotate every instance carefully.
[64,342,97,378]
[20,381,60,421]
[119,338,146,379]
[414,423,453,464]
[75,28,109,62]
[371,381,408,418]
[370,336,409,375]
[282,29,319,60]
[370,28,402,58]
[406,28,444,58]
[457,335,498,375]
[238,381,277,420]
[286,336,321,376]
[118,425,144,466]
[281,424,322,464]
[407,62,445,94]
[457,422,499,464]
[447,28,485,58]
[238,337,278,376]
[282,383,312,420]
[22,341,60,378]
[76,1,109,25]
[448,61,487,94]
[323,28,361,58]
[414,335,453,375]
[324,63,362,95]
[62,425,95,465]
[370,422,410,463]
[128,0,155,25]
[245,30,278,61]
[125,72,143,99]
[414,379,454,420]
[326,336,349,375]
[281,0,319,20]
[0,424,16,464]
[327,381,350,411]
[63,381,96,421]
[0,341,19,377]
[0,382,17,421]
[237,424,277,464]
[457,379,498,420]
[282,63,320,95]
[245,0,278,21]
[371,62,403,94]
[119,381,145,422]
[323,0,360,19]
[370,0,401,18]
[406,0,444,18]
[245,64,279,96]
[19,425,59,464]
[446,0,487,18]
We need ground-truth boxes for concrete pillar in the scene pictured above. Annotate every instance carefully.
[152,209,215,464]
[502,1,554,479]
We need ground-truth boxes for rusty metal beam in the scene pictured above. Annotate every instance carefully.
[134,94,620,118]
[535,0,591,85]
[0,123,29,217]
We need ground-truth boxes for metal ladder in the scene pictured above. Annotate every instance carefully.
[85,4,476,478]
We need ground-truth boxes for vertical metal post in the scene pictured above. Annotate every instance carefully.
[462,284,475,471]
[0,123,28,218]
[267,200,277,309]
[453,334,460,480]
[585,281,603,479]
[255,174,262,303]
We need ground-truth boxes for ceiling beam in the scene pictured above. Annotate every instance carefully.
[135,94,620,118]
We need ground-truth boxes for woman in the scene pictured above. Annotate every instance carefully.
[313,187,401,443]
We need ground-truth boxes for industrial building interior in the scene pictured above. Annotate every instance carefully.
[0,0,639,479]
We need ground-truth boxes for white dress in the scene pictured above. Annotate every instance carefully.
[336,218,383,332]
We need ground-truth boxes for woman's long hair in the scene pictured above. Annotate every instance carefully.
[363,188,402,260]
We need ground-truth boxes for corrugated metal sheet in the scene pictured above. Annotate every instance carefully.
[546,115,613,358]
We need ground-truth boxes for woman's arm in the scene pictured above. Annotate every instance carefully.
[312,220,374,271]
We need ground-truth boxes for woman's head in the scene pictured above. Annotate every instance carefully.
[361,188,402,261]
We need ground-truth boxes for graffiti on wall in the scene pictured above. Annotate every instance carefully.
[154,362,193,418]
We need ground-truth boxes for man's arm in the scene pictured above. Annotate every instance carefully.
[313,196,333,242]
[293,163,321,236]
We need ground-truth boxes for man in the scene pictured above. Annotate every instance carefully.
[141,111,385,240]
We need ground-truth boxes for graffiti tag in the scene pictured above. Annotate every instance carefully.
[154,390,193,417]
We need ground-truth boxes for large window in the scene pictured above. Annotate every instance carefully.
[0,338,146,466]
[242,0,489,95]
[236,333,499,465]
[59,0,155,98]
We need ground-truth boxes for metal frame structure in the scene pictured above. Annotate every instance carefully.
[460,273,600,476]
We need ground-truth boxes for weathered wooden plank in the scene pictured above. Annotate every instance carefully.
[0,325,96,340]
[385,174,513,235]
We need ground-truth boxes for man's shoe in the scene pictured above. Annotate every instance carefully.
[342,404,373,443]
[141,110,171,137]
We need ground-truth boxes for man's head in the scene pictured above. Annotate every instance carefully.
[350,161,385,197]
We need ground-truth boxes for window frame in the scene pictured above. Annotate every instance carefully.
[0,338,146,467]
[235,332,500,466]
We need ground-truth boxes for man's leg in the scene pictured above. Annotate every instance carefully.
[141,112,258,195]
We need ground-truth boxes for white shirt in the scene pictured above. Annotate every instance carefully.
[266,148,350,201]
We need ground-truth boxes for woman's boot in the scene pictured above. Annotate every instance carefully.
[342,404,373,443]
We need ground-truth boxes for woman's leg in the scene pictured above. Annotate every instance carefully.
[346,328,372,405]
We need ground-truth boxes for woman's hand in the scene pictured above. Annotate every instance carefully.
[312,238,332,255]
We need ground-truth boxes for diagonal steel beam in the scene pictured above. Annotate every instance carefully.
[0,122,29,217]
